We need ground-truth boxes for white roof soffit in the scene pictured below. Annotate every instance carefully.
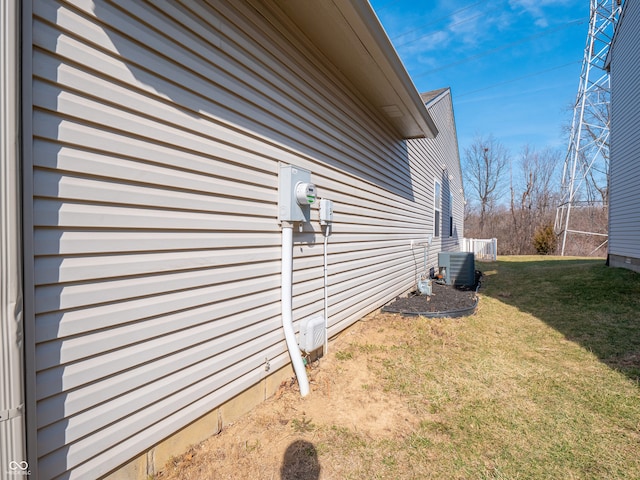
[270,0,438,139]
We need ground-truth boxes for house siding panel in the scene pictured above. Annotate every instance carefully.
[26,1,464,478]
[608,0,640,263]
[410,89,464,266]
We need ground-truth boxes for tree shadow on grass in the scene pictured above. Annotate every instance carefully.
[480,257,640,383]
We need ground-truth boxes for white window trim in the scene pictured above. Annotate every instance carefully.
[434,180,441,237]
[449,192,454,237]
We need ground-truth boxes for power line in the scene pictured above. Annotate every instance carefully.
[390,2,483,42]
[455,61,581,98]
[396,10,486,49]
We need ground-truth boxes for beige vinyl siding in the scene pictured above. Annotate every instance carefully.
[425,91,465,252]
[407,89,464,268]
[608,0,640,262]
[26,1,458,478]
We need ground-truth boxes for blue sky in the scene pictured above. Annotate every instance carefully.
[370,0,589,159]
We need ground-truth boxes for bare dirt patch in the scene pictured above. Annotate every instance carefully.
[154,312,427,480]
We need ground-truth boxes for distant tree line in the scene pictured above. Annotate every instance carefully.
[462,134,608,257]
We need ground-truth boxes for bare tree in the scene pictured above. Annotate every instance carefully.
[509,146,561,254]
[463,134,509,236]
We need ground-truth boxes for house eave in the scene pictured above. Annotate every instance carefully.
[270,0,438,139]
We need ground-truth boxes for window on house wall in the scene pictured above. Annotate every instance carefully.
[434,180,441,237]
[449,192,454,237]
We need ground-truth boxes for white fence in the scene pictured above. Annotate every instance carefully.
[462,238,498,261]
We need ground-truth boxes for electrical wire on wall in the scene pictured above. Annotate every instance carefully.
[319,198,334,355]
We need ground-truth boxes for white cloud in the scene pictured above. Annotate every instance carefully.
[447,10,486,46]
[443,5,517,49]
[508,0,579,28]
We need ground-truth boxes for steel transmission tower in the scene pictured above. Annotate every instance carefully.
[554,0,621,256]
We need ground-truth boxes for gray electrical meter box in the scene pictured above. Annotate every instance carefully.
[278,165,316,222]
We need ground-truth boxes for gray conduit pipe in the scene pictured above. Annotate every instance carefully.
[281,223,310,397]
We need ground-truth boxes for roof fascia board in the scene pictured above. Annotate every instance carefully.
[343,0,438,138]
[421,87,450,107]
[267,0,438,139]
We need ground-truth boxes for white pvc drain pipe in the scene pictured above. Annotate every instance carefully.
[281,223,310,397]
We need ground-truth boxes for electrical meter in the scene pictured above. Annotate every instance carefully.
[278,165,316,222]
[295,182,317,206]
